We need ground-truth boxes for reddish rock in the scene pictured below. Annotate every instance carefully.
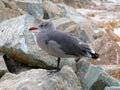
[88,34,120,65]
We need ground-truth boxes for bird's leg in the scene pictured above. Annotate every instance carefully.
[57,57,60,71]
[48,57,61,74]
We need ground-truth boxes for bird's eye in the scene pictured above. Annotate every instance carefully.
[41,25,43,27]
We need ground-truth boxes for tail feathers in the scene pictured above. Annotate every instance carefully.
[89,52,99,59]
[78,43,99,60]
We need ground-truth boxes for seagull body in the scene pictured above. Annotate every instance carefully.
[29,21,99,71]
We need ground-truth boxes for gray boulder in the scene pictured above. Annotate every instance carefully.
[57,3,87,23]
[0,68,49,90]
[42,1,87,23]
[38,66,82,90]
[0,66,83,90]
[52,17,76,31]
[43,1,64,19]
[77,22,97,43]
[14,0,44,18]
[77,60,120,90]
[0,14,52,69]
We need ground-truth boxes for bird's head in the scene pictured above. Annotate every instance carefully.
[29,21,56,32]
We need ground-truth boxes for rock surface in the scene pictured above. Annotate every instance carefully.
[43,1,64,19]
[0,0,5,8]
[77,60,120,90]
[77,22,97,43]
[0,8,22,22]
[89,34,120,65]
[0,66,82,90]
[0,14,44,67]
[52,17,76,31]
[38,66,82,90]
[14,0,44,18]
[104,86,120,90]
[0,55,8,77]
[101,65,120,81]
[58,3,87,23]
[0,0,120,90]
[51,0,97,8]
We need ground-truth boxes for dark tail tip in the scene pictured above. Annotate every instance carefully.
[90,52,99,59]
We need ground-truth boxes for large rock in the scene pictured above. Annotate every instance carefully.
[58,3,87,23]
[0,66,83,90]
[43,1,64,19]
[0,14,76,71]
[14,0,44,18]
[77,60,120,90]
[0,14,51,69]
[0,68,49,90]
[0,8,22,22]
[52,17,76,31]
[42,1,87,23]
[88,34,120,65]
[38,66,82,90]
[3,54,33,74]
[0,55,8,77]
[77,22,98,43]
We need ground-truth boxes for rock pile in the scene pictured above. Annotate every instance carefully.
[0,0,120,90]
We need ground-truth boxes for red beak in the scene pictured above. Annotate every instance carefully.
[29,27,38,31]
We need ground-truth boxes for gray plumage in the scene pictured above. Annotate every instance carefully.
[29,21,99,71]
